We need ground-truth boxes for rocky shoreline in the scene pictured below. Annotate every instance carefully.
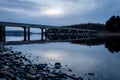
[0,44,97,80]
[0,44,83,80]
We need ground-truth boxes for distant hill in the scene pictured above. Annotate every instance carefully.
[6,30,33,36]
[62,23,105,31]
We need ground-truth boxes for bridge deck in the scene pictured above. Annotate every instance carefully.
[0,21,56,28]
[0,21,97,32]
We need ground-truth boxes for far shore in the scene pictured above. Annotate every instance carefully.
[95,32,120,37]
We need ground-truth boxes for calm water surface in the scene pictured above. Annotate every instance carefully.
[6,35,120,80]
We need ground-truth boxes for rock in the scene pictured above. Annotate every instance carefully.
[4,66,9,69]
[0,78,7,80]
[78,77,83,80]
[7,72,15,79]
[0,44,4,53]
[88,73,95,76]
[10,51,14,53]
[15,77,21,80]
[54,62,62,69]
[51,69,62,75]
[65,65,68,67]
[37,64,47,70]
[68,68,72,72]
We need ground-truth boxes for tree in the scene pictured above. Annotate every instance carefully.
[106,15,120,32]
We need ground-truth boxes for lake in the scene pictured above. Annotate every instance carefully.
[6,34,120,80]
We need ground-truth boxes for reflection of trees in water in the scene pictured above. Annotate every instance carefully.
[46,35,105,46]
[71,38,105,46]
[71,37,120,53]
[46,35,120,53]
[105,37,120,53]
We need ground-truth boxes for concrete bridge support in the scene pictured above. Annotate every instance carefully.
[44,28,48,40]
[23,27,27,41]
[0,25,6,42]
[28,27,30,41]
[23,27,31,41]
[41,28,44,40]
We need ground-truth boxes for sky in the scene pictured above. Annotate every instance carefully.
[0,0,119,26]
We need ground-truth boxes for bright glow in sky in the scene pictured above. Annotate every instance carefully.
[41,8,64,17]
[18,0,97,17]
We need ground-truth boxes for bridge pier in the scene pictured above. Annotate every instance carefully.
[44,28,48,40]
[41,28,44,40]
[23,27,31,41]
[28,27,30,41]
[0,25,6,42]
[23,27,27,41]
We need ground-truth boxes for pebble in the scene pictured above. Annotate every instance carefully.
[54,62,62,69]
[88,73,95,76]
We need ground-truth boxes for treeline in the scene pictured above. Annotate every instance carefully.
[106,16,120,32]
[62,23,105,31]
[6,30,33,36]
[62,15,120,32]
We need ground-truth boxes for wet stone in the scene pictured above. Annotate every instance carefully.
[4,66,9,69]
[0,78,7,80]
[88,73,95,76]
[68,68,72,72]
[54,62,62,69]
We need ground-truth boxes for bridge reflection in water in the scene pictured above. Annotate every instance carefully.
[2,33,98,45]
[1,33,120,54]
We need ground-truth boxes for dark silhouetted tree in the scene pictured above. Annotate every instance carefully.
[106,15,120,32]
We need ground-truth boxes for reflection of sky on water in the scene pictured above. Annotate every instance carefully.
[6,34,41,41]
[6,36,23,41]
[8,42,120,80]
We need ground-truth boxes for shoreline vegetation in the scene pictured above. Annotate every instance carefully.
[0,44,98,80]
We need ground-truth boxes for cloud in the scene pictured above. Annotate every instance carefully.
[0,0,98,18]
[0,0,119,25]
[25,0,98,16]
